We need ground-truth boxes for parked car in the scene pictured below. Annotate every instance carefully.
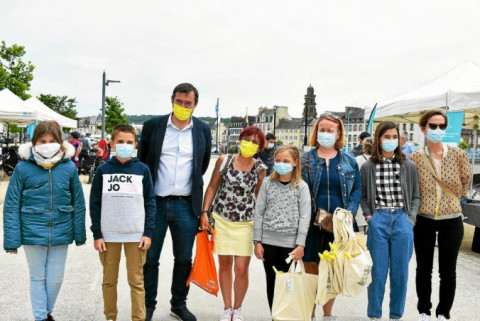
[0,136,15,144]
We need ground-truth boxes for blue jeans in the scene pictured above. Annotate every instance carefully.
[367,208,413,319]
[24,245,68,321]
[144,197,198,312]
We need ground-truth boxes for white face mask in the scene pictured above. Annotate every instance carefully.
[34,143,61,158]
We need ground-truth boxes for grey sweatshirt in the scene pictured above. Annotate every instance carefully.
[253,178,311,248]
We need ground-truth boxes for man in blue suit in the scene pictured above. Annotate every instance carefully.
[139,83,212,321]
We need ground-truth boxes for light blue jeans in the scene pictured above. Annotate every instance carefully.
[24,245,68,321]
[367,208,413,319]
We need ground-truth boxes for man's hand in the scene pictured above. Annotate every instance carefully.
[94,239,107,252]
[139,236,151,250]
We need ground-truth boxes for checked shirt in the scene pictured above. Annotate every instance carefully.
[375,157,404,208]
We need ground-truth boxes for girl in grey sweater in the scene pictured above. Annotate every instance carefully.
[253,146,311,312]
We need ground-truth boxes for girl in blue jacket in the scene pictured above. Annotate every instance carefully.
[3,120,86,321]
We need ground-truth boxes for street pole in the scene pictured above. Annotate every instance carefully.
[101,71,120,139]
[273,106,277,136]
[215,98,219,153]
[101,71,106,139]
[304,106,308,146]
[346,107,351,152]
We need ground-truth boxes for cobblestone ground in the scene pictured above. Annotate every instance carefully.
[1,156,479,321]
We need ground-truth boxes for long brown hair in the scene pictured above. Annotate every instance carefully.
[269,146,302,187]
[371,121,405,163]
[32,121,65,151]
[309,113,345,149]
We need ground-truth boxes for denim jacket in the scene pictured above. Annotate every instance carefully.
[301,148,362,216]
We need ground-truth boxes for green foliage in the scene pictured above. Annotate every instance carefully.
[105,96,128,133]
[459,141,469,150]
[38,94,78,120]
[7,124,21,134]
[0,41,35,99]
[126,114,156,124]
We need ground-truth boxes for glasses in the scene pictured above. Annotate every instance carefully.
[428,123,447,130]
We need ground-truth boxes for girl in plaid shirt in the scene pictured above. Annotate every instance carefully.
[360,121,421,321]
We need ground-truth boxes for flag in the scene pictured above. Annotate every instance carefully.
[366,103,377,134]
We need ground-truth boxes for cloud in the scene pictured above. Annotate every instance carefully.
[2,0,480,119]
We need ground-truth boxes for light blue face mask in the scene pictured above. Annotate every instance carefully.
[273,162,293,175]
[267,142,275,149]
[115,143,135,159]
[317,132,336,148]
[426,128,446,143]
[382,139,398,153]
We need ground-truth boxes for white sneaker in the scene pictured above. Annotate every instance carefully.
[390,319,402,321]
[419,314,431,321]
[232,308,243,321]
[219,308,232,321]
[437,316,447,321]
[370,318,381,320]
[323,317,338,321]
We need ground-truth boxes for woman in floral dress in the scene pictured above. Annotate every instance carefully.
[201,126,267,321]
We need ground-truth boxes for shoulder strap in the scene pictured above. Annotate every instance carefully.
[219,154,233,176]
[419,150,459,202]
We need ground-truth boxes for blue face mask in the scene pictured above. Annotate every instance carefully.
[273,163,293,175]
[115,143,135,159]
[426,128,445,143]
[317,132,336,148]
[382,139,398,153]
[267,142,275,149]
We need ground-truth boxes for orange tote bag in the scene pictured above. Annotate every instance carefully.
[186,228,219,296]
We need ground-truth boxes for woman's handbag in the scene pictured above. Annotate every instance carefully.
[186,227,219,296]
[272,259,318,321]
[306,152,334,233]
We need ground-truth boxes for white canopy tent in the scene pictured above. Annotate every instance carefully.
[365,60,480,129]
[0,88,37,124]
[25,97,77,128]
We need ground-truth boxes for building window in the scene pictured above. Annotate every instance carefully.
[410,123,414,131]
[403,123,406,130]
[353,125,357,131]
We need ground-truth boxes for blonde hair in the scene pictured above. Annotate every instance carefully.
[269,145,302,187]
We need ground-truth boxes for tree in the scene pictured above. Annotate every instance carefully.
[105,96,128,133]
[38,94,78,119]
[0,41,35,99]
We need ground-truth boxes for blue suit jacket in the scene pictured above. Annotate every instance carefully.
[138,114,212,216]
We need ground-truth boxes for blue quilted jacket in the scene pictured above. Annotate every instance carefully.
[3,142,86,251]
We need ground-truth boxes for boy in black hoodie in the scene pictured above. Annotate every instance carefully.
[90,124,156,321]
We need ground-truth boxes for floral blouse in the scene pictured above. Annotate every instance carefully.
[213,157,267,222]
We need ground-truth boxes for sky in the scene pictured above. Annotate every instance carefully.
[2,0,480,119]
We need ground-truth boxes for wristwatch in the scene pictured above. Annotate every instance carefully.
[253,240,261,245]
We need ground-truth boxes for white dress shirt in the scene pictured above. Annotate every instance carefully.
[155,114,194,196]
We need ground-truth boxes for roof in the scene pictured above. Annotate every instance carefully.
[277,119,302,130]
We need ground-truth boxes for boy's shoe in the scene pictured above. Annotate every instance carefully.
[171,306,197,321]
[219,308,232,321]
[232,308,243,321]
[437,316,447,321]
[323,317,338,321]
[146,310,154,321]
[47,315,55,321]
[419,314,431,321]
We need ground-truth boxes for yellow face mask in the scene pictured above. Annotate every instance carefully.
[172,103,193,121]
[239,140,259,158]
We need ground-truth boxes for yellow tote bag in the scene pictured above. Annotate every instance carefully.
[272,259,318,321]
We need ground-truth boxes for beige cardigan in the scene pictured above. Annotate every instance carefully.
[409,144,471,218]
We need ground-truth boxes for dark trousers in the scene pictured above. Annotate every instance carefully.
[414,215,464,319]
[143,197,198,312]
[261,243,294,311]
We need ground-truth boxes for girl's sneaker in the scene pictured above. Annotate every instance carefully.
[418,314,431,321]
[437,316,447,321]
[323,317,338,321]
[219,308,233,321]
[232,308,243,321]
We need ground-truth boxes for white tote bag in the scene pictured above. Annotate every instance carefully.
[272,259,318,321]
[342,237,373,297]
